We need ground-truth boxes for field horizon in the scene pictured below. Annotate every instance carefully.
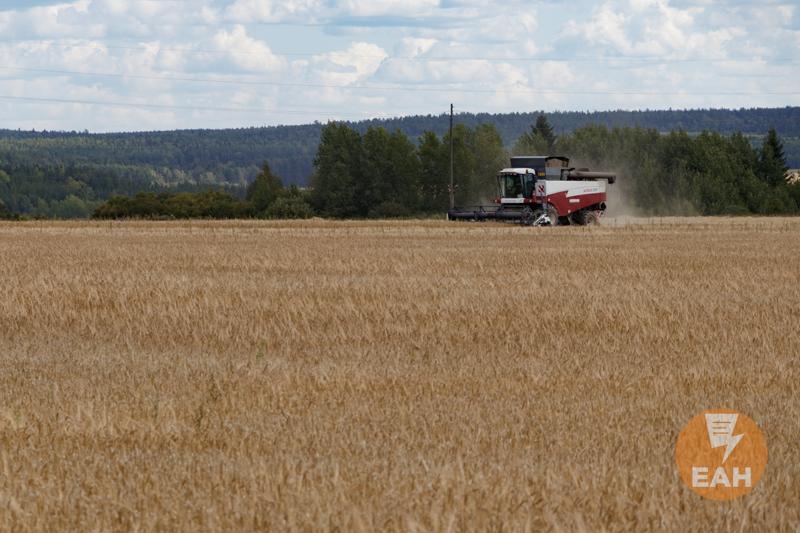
[1,218,798,530]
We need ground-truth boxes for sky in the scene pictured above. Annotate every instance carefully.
[0,0,797,132]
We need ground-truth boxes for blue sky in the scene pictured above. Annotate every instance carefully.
[0,0,797,132]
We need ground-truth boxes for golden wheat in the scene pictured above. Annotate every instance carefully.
[0,218,798,531]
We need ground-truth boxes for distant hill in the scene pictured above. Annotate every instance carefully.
[357,107,800,144]
[1,107,798,190]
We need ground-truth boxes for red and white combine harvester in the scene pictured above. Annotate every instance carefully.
[447,156,617,226]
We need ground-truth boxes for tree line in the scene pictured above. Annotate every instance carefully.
[86,116,797,220]
[309,122,506,217]
[515,118,797,215]
[0,163,243,219]
[89,122,506,220]
[307,119,796,217]
[1,107,798,198]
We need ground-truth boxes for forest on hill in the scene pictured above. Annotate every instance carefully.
[1,107,799,219]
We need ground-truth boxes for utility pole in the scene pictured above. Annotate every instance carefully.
[449,103,454,210]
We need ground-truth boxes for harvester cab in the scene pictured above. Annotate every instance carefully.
[448,155,616,226]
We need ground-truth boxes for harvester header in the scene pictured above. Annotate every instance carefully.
[448,155,616,226]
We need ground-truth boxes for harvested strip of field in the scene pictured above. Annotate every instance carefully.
[1,218,799,531]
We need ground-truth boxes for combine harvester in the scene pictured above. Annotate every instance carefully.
[447,156,616,226]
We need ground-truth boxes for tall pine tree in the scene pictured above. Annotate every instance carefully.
[513,114,557,154]
[758,127,788,186]
[533,114,557,152]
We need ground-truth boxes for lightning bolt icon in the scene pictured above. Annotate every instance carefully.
[706,413,745,464]
[721,433,744,464]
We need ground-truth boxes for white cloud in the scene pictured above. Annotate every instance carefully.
[0,0,797,132]
[210,25,285,72]
[565,1,699,56]
[334,0,440,18]
[311,42,388,85]
[562,0,783,61]
[225,0,323,23]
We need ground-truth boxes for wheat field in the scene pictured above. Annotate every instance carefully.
[0,218,798,531]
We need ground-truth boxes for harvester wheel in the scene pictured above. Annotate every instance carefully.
[584,211,600,225]
[520,207,535,226]
[570,209,600,226]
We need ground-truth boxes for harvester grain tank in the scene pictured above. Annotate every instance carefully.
[447,156,617,226]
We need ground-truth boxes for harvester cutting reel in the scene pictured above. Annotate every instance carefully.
[520,206,557,227]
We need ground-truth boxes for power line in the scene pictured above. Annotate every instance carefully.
[0,65,797,96]
[2,38,798,65]
[0,94,372,117]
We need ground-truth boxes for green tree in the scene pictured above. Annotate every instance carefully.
[534,114,557,151]
[514,114,557,154]
[417,124,505,208]
[194,190,240,218]
[52,194,90,219]
[0,198,17,220]
[260,186,314,219]
[264,196,314,219]
[361,127,393,214]
[512,131,550,156]
[93,190,248,219]
[471,124,507,202]
[164,192,201,218]
[386,129,421,212]
[246,162,283,212]
[758,127,788,186]
[443,124,477,206]
[32,199,50,219]
[417,131,449,212]
[361,127,421,216]
[311,122,363,218]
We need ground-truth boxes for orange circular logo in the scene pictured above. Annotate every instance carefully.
[675,409,767,500]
